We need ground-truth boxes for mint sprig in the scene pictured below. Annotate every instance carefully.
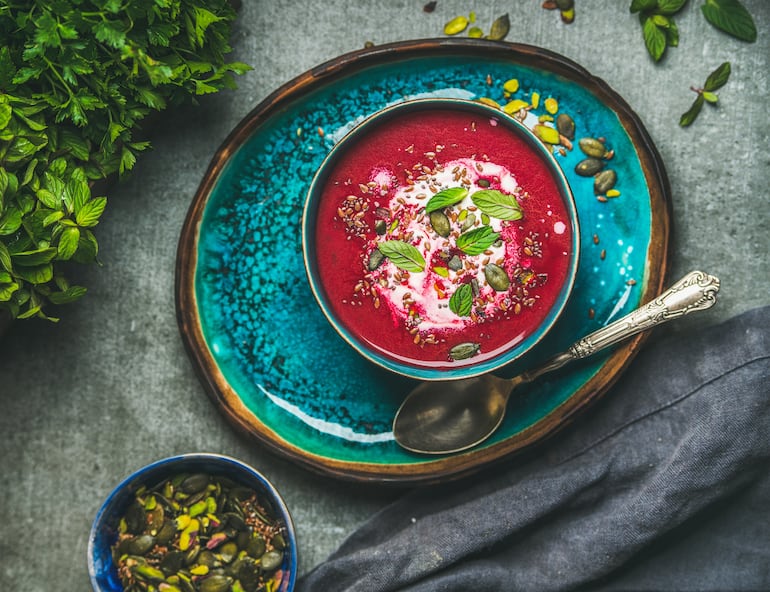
[631,0,756,62]
[680,62,731,126]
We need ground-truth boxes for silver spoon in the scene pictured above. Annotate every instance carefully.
[392,270,721,455]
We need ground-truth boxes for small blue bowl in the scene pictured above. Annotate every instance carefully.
[88,453,298,592]
[302,97,580,381]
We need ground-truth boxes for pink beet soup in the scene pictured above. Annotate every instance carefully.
[311,105,575,372]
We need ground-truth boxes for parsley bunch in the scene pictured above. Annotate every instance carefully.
[0,0,250,321]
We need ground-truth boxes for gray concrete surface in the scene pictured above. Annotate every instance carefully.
[1,1,768,588]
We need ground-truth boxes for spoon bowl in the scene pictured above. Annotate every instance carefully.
[393,271,721,455]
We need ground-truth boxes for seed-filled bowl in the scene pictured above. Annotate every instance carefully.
[302,99,580,380]
[88,453,297,592]
[302,98,580,381]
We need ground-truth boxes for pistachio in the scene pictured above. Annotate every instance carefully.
[484,263,511,292]
[533,124,560,145]
[449,342,481,361]
[575,158,604,177]
[443,15,469,35]
[429,210,451,237]
[578,137,609,159]
[556,113,575,140]
[594,169,617,195]
[133,563,165,582]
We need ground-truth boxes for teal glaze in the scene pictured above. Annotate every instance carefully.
[194,53,652,468]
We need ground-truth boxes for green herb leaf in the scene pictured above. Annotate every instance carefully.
[456,226,501,256]
[630,0,659,13]
[471,190,523,221]
[702,91,719,103]
[12,248,58,267]
[377,240,426,273]
[48,285,87,305]
[665,18,680,46]
[642,17,668,61]
[57,227,80,260]
[448,283,474,317]
[75,197,107,227]
[701,0,757,42]
[704,61,731,91]
[424,187,469,213]
[679,93,705,126]
[0,242,12,271]
[656,0,688,15]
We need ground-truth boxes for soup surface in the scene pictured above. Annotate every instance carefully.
[312,106,574,370]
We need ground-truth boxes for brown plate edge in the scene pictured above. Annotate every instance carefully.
[174,38,672,485]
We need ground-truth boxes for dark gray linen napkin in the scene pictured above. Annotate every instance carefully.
[298,306,770,591]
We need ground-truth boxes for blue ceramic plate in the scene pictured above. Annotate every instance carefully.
[176,40,671,484]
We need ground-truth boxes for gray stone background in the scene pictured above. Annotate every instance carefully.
[1,0,768,588]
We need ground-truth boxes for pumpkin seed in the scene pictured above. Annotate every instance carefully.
[449,342,481,361]
[460,212,476,232]
[556,113,575,139]
[447,255,463,271]
[368,248,385,271]
[199,575,233,592]
[126,534,156,555]
[594,169,617,195]
[484,263,511,291]
[578,137,609,159]
[374,219,387,235]
[430,210,451,237]
[575,158,604,177]
[260,549,284,572]
[179,474,209,495]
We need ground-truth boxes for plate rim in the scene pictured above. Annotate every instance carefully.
[175,38,672,485]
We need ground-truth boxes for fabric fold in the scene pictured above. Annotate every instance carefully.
[298,307,770,591]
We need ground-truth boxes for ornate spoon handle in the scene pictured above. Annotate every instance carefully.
[524,271,720,381]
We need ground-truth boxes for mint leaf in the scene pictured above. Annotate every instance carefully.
[657,0,688,15]
[75,197,107,227]
[630,0,659,13]
[471,189,523,221]
[701,0,757,42]
[643,16,667,61]
[449,283,473,317]
[424,187,468,213]
[704,61,731,91]
[680,94,705,126]
[57,227,80,260]
[456,226,500,256]
[377,240,426,273]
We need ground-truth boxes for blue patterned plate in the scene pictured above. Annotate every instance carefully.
[176,39,671,484]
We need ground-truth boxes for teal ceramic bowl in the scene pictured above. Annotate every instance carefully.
[88,453,298,592]
[302,98,580,381]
